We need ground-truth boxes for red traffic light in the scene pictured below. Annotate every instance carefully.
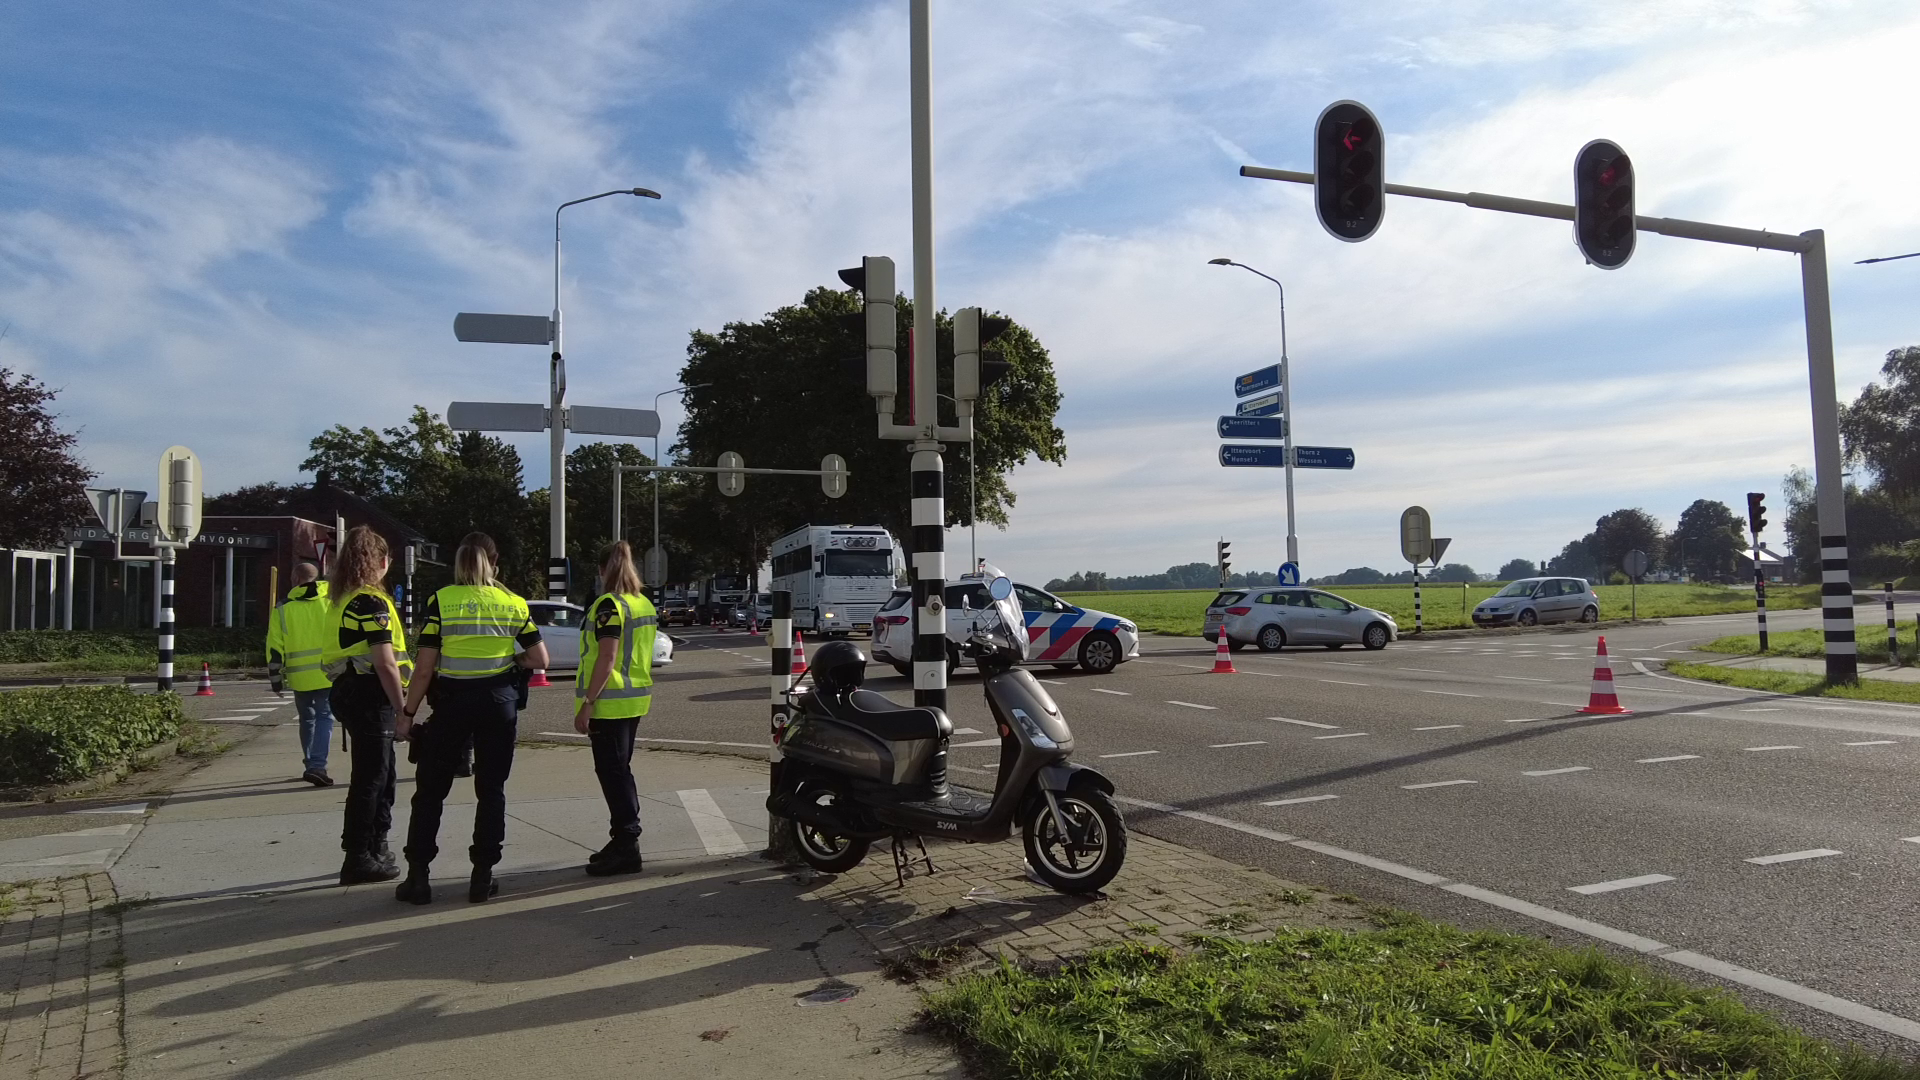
[1573,140,1636,270]
[1314,101,1385,243]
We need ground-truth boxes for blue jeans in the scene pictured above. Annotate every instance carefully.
[294,688,335,774]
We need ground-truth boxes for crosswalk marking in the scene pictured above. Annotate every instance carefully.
[676,789,752,855]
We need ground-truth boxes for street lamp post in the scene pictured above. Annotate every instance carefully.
[1209,258,1297,566]
[648,382,708,584]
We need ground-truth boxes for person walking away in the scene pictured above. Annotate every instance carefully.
[321,526,411,886]
[394,533,547,904]
[267,559,336,786]
[575,541,659,876]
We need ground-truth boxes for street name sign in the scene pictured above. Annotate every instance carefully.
[449,401,548,432]
[1292,445,1355,470]
[1235,392,1283,417]
[568,405,660,438]
[454,313,553,345]
[1234,363,1281,398]
[1400,506,1431,565]
[1219,444,1288,468]
[1217,415,1285,440]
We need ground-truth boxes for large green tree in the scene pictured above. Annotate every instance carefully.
[1672,499,1746,581]
[0,369,93,549]
[1841,346,1920,495]
[1588,508,1665,578]
[667,284,1065,575]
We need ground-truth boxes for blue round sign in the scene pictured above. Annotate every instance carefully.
[1278,561,1301,586]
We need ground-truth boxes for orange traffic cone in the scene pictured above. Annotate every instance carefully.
[1210,635,1236,674]
[1578,636,1630,714]
[791,632,809,677]
[193,661,215,696]
[527,668,551,688]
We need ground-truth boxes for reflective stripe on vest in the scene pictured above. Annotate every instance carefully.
[577,593,655,716]
[321,589,409,680]
[433,585,529,680]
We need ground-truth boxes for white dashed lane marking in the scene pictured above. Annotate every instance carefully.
[1318,679,1370,686]
[1414,724,1463,731]
[1313,732,1369,740]
[1421,689,1481,698]
[1262,794,1339,806]
[1402,780,1478,790]
[1166,700,1217,710]
[1209,741,1266,748]
[1569,873,1675,895]
[1746,849,1842,866]
[1100,750,1160,759]
[1091,688,1130,696]
[1845,740,1897,747]
[1637,755,1701,764]
[1744,745,1801,752]
[1523,766,1592,777]
[1271,717,1337,729]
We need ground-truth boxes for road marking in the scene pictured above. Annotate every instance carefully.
[1636,754,1700,764]
[1745,848,1841,866]
[1501,718,1545,724]
[1318,679,1370,686]
[1739,708,1784,713]
[1414,724,1463,730]
[1542,702,1588,708]
[1166,700,1217,710]
[1396,667,1449,674]
[1569,873,1675,895]
[1262,794,1340,806]
[1844,740,1897,746]
[540,731,589,738]
[1314,732,1369,740]
[1270,717,1337,729]
[1744,745,1801,752]
[1494,675,1552,683]
[1322,660,1370,667]
[1099,750,1160,759]
[952,727,982,735]
[1620,684,1685,693]
[1420,689,1481,698]
[1038,679,1066,686]
[1631,657,1664,661]
[636,737,767,749]
[1401,780,1477,790]
[1903,837,1920,845]
[1523,766,1592,777]
[677,789,752,855]
[1209,741,1266,748]
[950,738,1003,747]
[1090,688,1130,696]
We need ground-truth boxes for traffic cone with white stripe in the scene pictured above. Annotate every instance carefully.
[791,632,809,677]
[193,661,215,696]
[528,668,551,688]
[1210,634,1236,674]
[1577,635,1629,714]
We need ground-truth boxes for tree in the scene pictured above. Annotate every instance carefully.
[1841,346,1920,495]
[0,369,94,549]
[1547,539,1597,581]
[563,441,656,580]
[1497,559,1537,580]
[1428,562,1479,583]
[1671,499,1746,581]
[1588,508,1664,578]
[669,285,1065,576]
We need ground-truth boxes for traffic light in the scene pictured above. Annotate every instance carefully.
[1746,492,1768,536]
[1217,540,1232,584]
[954,307,1014,409]
[1313,100,1385,243]
[1573,140,1636,269]
[837,256,897,400]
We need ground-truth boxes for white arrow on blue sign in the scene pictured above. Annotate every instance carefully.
[1278,561,1301,586]
[1219,444,1288,467]
[1235,392,1283,417]
[1293,446,1356,470]
[1217,415,1285,439]
[1235,363,1281,398]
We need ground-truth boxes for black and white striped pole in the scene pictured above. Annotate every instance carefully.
[1885,583,1898,667]
[910,451,947,708]
[1747,494,1770,652]
[766,589,802,861]
[154,446,202,694]
[157,550,175,693]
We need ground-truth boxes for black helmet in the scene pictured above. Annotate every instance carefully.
[812,640,869,692]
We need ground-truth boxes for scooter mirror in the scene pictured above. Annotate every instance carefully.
[989,576,1013,601]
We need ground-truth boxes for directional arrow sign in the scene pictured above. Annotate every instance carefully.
[1234,363,1281,398]
[1219,444,1289,468]
[1217,415,1285,440]
[1235,392,1283,417]
[1292,446,1355,470]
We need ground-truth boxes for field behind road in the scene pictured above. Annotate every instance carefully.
[1060,583,1821,636]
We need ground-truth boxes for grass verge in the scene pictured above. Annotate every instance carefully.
[0,686,183,786]
[922,919,1920,1079]
[1666,661,1920,706]
[39,650,262,675]
[1699,626,1917,665]
[0,628,265,664]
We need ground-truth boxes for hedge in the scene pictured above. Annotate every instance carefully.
[0,686,183,786]
[0,628,266,664]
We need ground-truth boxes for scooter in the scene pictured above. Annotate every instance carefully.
[767,571,1127,894]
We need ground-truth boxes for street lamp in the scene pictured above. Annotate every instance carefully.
[1856,251,1920,264]
[646,382,710,584]
[543,187,661,600]
[1209,258,1297,567]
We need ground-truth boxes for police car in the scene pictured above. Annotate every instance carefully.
[870,578,1140,676]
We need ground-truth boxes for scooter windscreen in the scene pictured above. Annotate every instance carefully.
[969,563,1029,660]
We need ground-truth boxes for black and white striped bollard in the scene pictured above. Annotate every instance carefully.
[157,548,176,693]
[910,449,947,710]
[765,590,801,861]
[1412,568,1422,634]
[1753,535,1770,652]
[1885,582,1898,668]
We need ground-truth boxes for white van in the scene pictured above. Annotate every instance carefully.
[768,524,900,635]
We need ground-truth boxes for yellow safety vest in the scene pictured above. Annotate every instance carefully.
[428,584,533,680]
[267,581,333,693]
[578,592,657,719]
[321,587,411,682]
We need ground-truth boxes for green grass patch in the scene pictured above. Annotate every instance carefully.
[0,686,183,786]
[1667,661,1920,706]
[39,650,262,675]
[922,921,1919,1079]
[1059,584,1819,637]
[0,628,265,665]
[1699,625,1918,665]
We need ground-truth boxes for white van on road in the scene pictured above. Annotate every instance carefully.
[768,524,900,635]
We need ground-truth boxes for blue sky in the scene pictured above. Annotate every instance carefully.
[4,1,1918,582]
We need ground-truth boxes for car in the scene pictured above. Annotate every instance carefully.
[755,592,773,627]
[1472,577,1600,627]
[658,597,695,627]
[869,579,1141,675]
[527,600,675,671]
[1203,587,1397,652]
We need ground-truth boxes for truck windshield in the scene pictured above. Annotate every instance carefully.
[711,575,746,591]
[821,551,892,577]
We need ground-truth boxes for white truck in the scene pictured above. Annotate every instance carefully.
[694,573,752,624]
[768,524,899,636]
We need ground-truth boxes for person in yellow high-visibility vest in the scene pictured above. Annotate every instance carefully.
[266,559,336,786]
[321,526,410,886]
[395,532,547,905]
[574,541,658,877]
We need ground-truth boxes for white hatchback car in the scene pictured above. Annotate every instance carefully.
[1203,588,1397,652]
[527,600,675,671]
[870,580,1140,675]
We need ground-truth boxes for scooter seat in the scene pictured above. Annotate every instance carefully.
[818,688,951,742]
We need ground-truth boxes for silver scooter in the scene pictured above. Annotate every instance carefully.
[767,572,1126,893]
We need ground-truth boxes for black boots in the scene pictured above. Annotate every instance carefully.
[395,863,432,905]
[340,838,402,885]
[469,866,499,903]
[585,838,642,877]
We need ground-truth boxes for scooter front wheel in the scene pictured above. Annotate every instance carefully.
[1022,790,1127,894]
[788,784,871,873]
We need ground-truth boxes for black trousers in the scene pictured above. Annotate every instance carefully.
[588,716,643,840]
[331,675,396,855]
[405,681,519,869]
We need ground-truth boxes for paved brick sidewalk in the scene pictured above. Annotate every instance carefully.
[1,874,125,1079]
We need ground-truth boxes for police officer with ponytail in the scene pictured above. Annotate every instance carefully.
[396,532,548,904]
[575,541,658,876]
[321,526,410,885]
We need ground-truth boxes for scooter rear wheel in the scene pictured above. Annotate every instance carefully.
[1022,790,1126,894]
[788,784,871,873]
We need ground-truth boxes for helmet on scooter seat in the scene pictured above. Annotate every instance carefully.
[811,640,869,693]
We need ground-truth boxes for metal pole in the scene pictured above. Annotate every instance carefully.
[1799,230,1856,683]
[157,547,175,693]
[1885,582,1898,667]
[766,589,801,861]
[1277,281,1297,567]
[969,440,976,574]
[612,466,622,546]
[1753,526,1770,652]
[908,0,946,713]
[549,208,569,605]
[63,542,75,630]
[1413,567,1422,634]
[223,545,235,628]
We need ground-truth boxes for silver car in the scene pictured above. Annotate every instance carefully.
[1472,577,1600,627]
[1203,588,1398,651]
[527,600,675,670]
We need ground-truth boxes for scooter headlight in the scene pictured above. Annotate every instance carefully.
[1010,707,1058,750]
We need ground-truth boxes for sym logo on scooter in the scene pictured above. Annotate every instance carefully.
[936,821,958,831]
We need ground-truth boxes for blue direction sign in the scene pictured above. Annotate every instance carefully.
[1217,415,1285,440]
[1219,444,1289,468]
[1278,561,1301,586]
[1293,445,1356,470]
[1235,392,1283,417]
[1235,363,1281,398]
